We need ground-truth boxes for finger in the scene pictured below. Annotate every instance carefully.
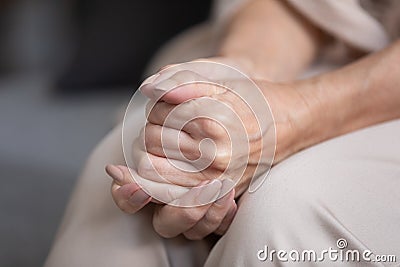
[132,142,216,187]
[183,189,235,240]
[152,79,253,125]
[152,180,222,238]
[140,59,245,101]
[140,67,184,98]
[111,181,151,214]
[105,164,134,186]
[214,200,237,236]
[145,100,211,137]
[157,63,178,73]
[141,70,226,104]
[139,122,230,173]
[107,164,159,204]
[146,98,228,140]
[158,80,225,104]
[145,99,172,123]
[140,73,161,91]
[143,123,201,161]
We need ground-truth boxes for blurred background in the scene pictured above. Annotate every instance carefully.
[0,0,211,266]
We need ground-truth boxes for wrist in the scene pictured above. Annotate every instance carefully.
[208,54,267,80]
[216,52,293,82]
[256,80,313,161]
[294,71,361,150]
[294,77,336,150]
[258,77,338,162]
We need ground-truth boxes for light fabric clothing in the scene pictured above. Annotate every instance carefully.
[44,115,400,266]
[285,0,389,51]
[45,1,400,266]
[145,0,400,75]
[206,119,400,266]
[214,0,391,51]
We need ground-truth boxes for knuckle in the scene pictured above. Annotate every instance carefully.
[115,199,125,209]
[181,209,204,225]
[153,222,175,239]
[145,99,157,118]
[144,122,156,135]
[136,156,153,178]
[143,124,158,147]
[116,200,133,214]
[152,208,181,239]
[204,212,224,226]
[111,186,122,202]
[200,119,225,137]
[154,227,171,238]
[212,148,230,170]
[149,106,164,124]
[146,106,158,123]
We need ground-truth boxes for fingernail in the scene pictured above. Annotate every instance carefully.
[154,78,176,92]
[105,164,124,183]
[128,189,150,205]
[152,77,184,99]
[139,73,161,98]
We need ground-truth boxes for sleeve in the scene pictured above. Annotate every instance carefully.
[212,0,390,52]
[285,0,389,52]
[210,0,252,34]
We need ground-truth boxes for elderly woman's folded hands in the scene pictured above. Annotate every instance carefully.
[105,57,318,239]
[106,40,400,240]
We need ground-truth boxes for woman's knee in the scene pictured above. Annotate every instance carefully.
[206,148,335,265]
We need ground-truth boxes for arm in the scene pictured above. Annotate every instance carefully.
[266,40,400,161]
[107,40,399,241]
[217,0,324,80]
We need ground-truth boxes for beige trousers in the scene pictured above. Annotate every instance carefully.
[44,99,400,266]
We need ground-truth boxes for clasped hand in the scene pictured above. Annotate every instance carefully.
[107,59,278,239]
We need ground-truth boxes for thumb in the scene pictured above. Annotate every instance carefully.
[140,70,226,105]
